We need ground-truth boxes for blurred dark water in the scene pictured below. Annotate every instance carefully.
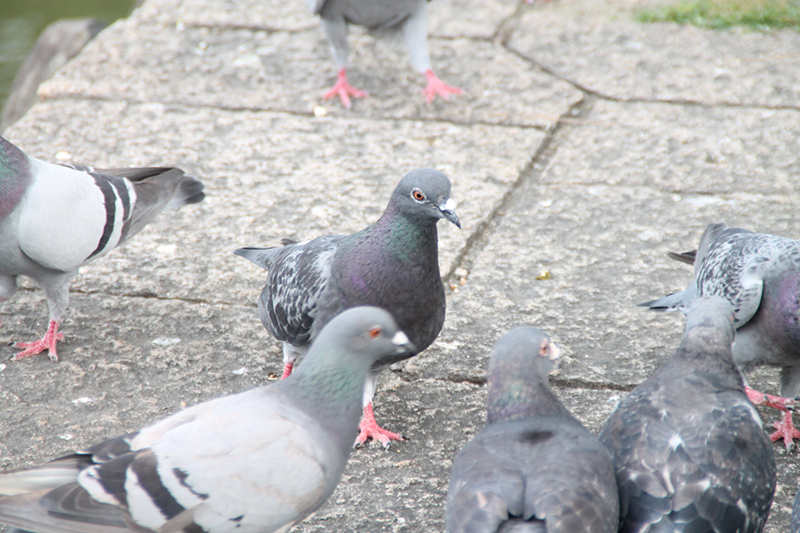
[0,0,136,111]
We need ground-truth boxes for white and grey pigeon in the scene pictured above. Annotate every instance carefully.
[306,0,463,108]
[0,136,205,362]
[600,296,777,533]
[235,168,459,448]
[445,327,619,533]
[640,222,800,450]
[0,306,415,533]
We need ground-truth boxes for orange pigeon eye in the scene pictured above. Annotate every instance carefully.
[369,327,382,338]
[412,189,425,202]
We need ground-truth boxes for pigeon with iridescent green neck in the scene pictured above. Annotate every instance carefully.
[235,168,460,448]
[446,327,619,533]
[0,306,415,533]
[0,136,204,362]
[602,297,776,533]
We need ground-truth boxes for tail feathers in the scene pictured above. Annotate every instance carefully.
[164,175,205,211]
[667,250,696,266]
[234,246,285,271]
[0,485,133,533]
[694,222,728,274]
[638,290,691,312]
[0,455,88,496]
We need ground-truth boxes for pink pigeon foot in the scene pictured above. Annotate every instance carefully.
[323,68,368,109]
[280,361,294,380]
[354,402,404,449]
[746,385,799,450]
[422,69,463,104]
[12,320,64,362]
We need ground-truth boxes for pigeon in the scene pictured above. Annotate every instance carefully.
[600,296,777,533]
[0,136,205,362]
[445,327,619,533]
[235,167,459,448]
[640,222,800,450]
[305,0,463,108]
[0,306,415,533]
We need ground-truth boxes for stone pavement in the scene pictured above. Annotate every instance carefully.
[1,0,800,530]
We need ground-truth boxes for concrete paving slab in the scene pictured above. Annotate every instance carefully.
[38,18,582,128]
[540,99,800,196]
[507,12,800,108]
[136,0,519,39]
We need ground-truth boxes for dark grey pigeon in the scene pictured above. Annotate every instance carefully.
[0,306,415,533]
[235,167,459,447]
[0,136,204,362]
[640,222,800,449]
[601,296,777,533]
[792,485,800,533]
[305,0,462,108]
[445,327,619,533]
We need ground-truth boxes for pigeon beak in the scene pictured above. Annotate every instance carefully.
[391,330,416,355]
[438,198,461,229]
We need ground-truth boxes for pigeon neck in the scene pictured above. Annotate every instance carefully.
[487,379,572,424]
[673,334,743,389]
[287,354,367,448]
[372,204,439,259]
[0,138,31,219]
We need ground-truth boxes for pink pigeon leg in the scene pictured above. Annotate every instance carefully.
[323,68,368,109]
[12,319,64,362]
[422,69,463,104]
[354,402,404,449]
[746,385,799,450]
[280,361,294,380]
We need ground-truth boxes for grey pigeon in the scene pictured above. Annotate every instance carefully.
[306,0,462,108]
[0,306,415,533]
[445,327,619,533]
[600,296,777,533]
[640,222,800,449]
[0,136,205,362]
[792,485,800,533]
[235,168,459,447]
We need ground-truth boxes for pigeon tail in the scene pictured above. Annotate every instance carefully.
[164,174,205,210]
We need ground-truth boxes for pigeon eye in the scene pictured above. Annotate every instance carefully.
[369,327,382,338]
[411,189,425,202]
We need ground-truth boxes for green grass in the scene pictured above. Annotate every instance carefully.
[636,0,800,30]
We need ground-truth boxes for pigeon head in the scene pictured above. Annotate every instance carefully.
[305,306,416,372]
[389,168,461,228]
[486,327,561,423]
[681,296,736,355]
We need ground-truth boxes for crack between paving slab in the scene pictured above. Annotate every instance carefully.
[415,371,637,392]
[442,94,594,285]
[500,45,800,113]
[41,95,550,132]
[12,285,250,309]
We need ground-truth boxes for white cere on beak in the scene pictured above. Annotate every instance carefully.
[391,331,410,346]
[440,198,457,212]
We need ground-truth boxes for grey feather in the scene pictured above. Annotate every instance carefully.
[601,296,777,533]
[0,136,205,362]
[640,222,800,397]
[446,327,619,533]
[0,307,415,533]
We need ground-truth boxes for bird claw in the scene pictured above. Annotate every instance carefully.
[769,410,800,451]
[422,70,463,104]
[353,403,405,449]
[11,321,63,362]
[323,69,368,109]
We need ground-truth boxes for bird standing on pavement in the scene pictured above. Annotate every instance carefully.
[235,168,459,447]
[641,222,800,449]
[305,0,463,108]
[0,307,415,533]
[601,296,776,533]
[0,136,205,362]
[446,327,619,533]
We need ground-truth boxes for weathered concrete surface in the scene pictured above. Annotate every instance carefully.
[2,0,800,531]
